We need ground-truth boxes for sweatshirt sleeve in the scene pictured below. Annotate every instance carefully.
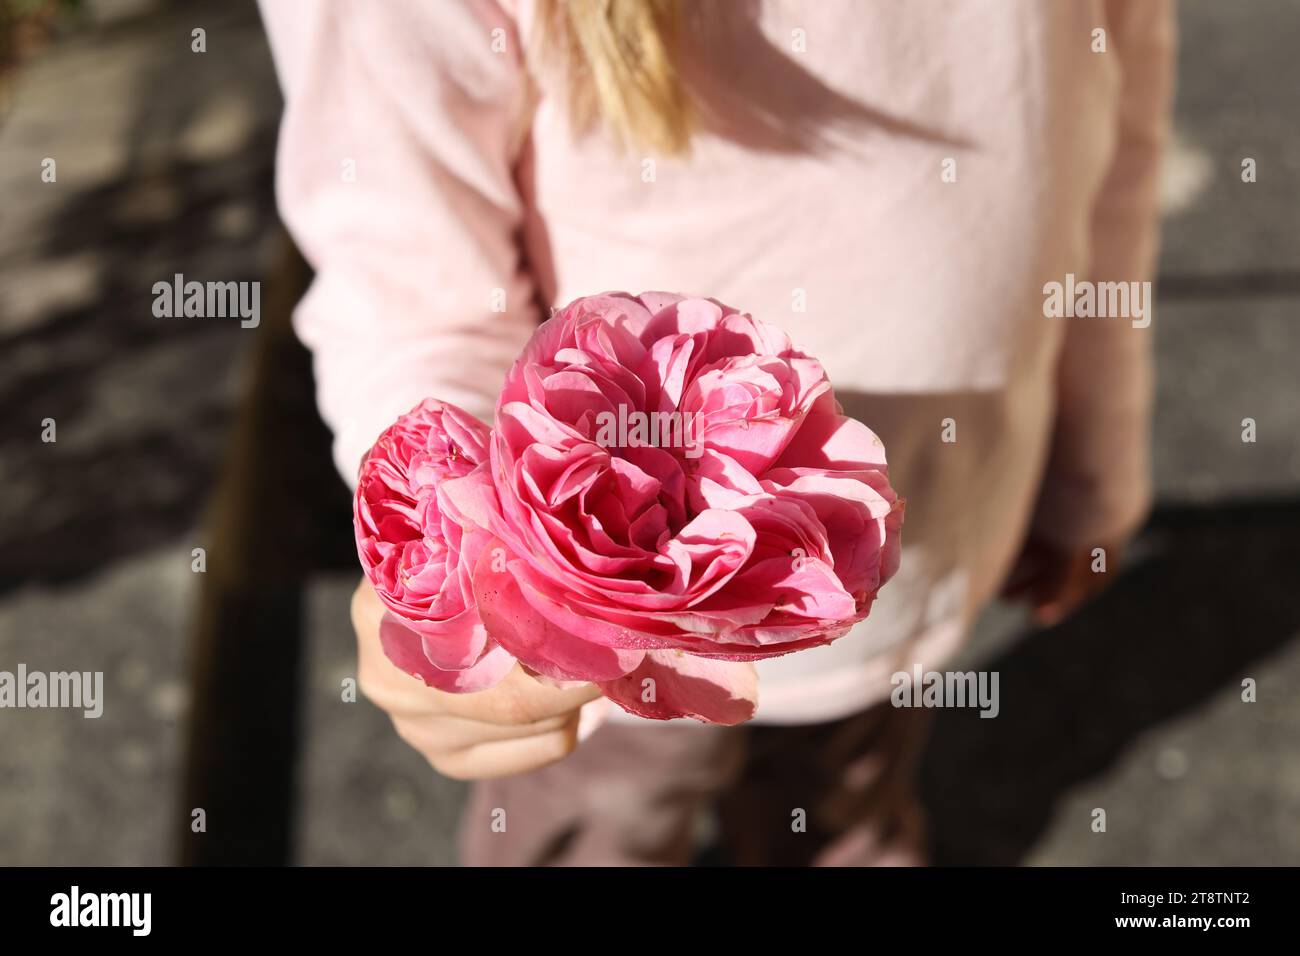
[1031,0,1176,547]
[257,0,540,485]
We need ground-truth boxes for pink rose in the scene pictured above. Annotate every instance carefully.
[442,293,903,724]
[353,399,514,692]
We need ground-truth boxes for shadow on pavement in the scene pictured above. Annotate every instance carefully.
[922,497,1300,864]
[0,0,280,594]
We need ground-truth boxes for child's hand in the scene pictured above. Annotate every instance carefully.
[1000,536,1126,627]
[351,579,602,780]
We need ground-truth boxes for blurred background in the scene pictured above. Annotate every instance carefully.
[1,0,1297,866]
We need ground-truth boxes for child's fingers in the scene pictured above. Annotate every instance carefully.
[353,577,601,725]
[1000,559,1045,600]
[438,665,602,726]
[390,709,573,756]
[1000,538,1055,599]
[1031,550,1110,625]
[351,577,599,778]
[427,715,582,780]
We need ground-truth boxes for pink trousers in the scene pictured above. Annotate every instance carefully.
[459,701,933,866]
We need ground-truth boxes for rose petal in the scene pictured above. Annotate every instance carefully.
[598,650,758,725]
[473,539,646,681]
[384,605,490,671]
[439,467,500,532]
[378,613,515,693]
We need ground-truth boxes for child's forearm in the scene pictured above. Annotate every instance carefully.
[259,0,538,484]
[1034,0,1174,547]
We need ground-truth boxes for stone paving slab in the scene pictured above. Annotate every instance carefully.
[0,546,194,865]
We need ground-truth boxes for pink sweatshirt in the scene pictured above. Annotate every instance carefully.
[259,0,1171,724]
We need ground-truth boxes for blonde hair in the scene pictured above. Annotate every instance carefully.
[534,0,692,155]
